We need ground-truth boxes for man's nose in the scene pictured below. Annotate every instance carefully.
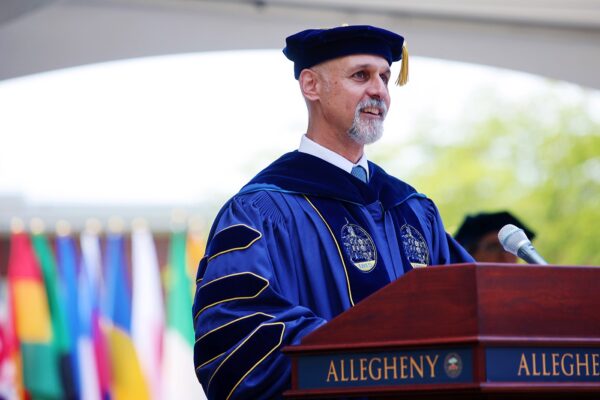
[366,76,388,99]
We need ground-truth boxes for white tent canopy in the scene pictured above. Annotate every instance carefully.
[2,0,600,89]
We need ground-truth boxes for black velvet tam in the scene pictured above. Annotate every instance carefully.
[454,211,536,248]
[283,25,405,79]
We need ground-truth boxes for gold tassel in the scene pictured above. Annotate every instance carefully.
[395,43,409,86]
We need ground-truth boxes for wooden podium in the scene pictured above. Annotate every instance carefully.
[283,263,600,399]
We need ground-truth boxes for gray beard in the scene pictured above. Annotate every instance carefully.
[348,98,387,145]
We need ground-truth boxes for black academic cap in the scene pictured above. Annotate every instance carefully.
[454,211,536,248]
[282,25,408,85]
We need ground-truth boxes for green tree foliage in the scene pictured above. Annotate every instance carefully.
[373,85,600,265]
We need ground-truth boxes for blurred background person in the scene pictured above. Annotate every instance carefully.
[454,211,536,263]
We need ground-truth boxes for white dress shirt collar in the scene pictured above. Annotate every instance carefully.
[298,135,370,180]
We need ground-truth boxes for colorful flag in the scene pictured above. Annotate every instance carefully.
[31,232,77,399]
[162,230,207,400]
[8,232,63,398]
[79,230,104,400]
[104,232,149,400]
[55,233,82,398]
[131,224,164,400]
[0,278,24,400]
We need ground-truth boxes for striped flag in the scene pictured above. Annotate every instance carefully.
[55,231,82,398]
[104,231,149,400]
[131,223,164,400]
[8,232,63,398]
[32,232,78,399]
[79,229,105,400]
[162,230,207,400]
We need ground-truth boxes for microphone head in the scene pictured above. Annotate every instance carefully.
[498,224,531,255]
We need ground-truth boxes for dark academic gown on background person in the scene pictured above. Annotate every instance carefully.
[192,151,473,399]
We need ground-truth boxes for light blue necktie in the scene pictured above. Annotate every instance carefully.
[351,165,367,183]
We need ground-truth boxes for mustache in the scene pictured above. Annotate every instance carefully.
[356,98,388,117]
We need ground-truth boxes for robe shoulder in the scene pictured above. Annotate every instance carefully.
[239,151,426,209]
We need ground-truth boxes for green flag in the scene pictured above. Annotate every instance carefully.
[32,233,76,399]
[162,230,206,399]
[166,230,194,345]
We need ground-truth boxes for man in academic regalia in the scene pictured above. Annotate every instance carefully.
[192,25,474,399]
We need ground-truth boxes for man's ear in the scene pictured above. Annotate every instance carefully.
[299,69,320,101]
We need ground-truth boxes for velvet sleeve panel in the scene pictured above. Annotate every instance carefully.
[193,192,327,400]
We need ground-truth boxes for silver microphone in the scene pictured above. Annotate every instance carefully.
[498,224,548,265]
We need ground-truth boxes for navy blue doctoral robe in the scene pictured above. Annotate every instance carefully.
[192,151,473,399]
